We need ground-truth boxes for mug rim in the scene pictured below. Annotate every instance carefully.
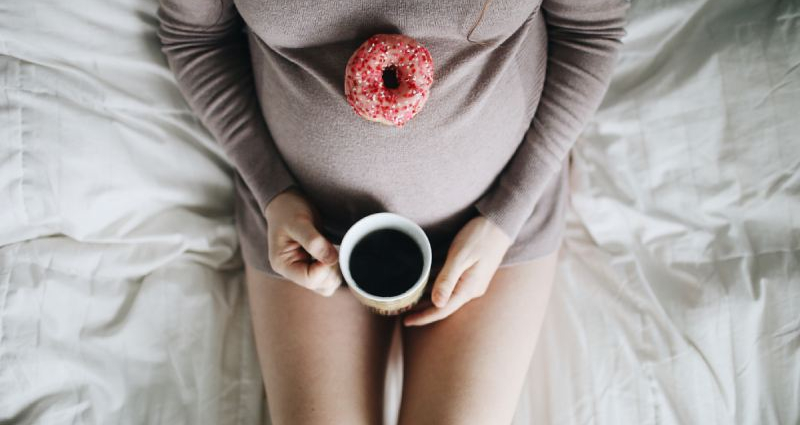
[338,212,432,303]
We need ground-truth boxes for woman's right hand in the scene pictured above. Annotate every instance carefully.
[263,187,343,297]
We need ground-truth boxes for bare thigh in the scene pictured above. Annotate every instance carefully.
[397,251,558,425]
[244,262,397,425]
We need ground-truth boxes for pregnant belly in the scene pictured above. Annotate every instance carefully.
[271,103,530,240]
[260,55,535,239]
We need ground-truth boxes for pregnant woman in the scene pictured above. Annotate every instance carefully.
[158,0,626,423]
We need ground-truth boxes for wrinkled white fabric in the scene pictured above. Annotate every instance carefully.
[513,0,800,423]
[0,1,265,423]
[1,0,798,424]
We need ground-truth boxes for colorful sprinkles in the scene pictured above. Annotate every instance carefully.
[344,34,434,127]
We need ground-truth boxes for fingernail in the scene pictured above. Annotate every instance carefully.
[320,249,333,264]
[326,247,338,263]
[433,291,448,308]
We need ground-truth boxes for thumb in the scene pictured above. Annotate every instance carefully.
[431,252,471,308]
[287,217,339,265]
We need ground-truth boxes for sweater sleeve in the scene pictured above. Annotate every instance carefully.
[473,0,628,242]
[156,0,298,216]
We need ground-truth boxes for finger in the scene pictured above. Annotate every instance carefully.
[286,217,339,265]
[431,254,474,308]
[312,263,343,297]
[403,288,473,327]
[406,298,435,314]
[268,230,337,291]
[281,254,337,291]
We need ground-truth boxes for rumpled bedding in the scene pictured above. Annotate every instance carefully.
[1,0,798,424]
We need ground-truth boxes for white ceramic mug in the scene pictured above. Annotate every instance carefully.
[336,212,432,315]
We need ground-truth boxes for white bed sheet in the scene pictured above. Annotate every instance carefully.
[513,0,800,423]
[1,0,798,424]
[0,1,265,423]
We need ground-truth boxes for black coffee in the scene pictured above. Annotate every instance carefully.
[349,228,424,297]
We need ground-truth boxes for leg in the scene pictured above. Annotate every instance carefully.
[244,262,396,425]
[397,251,559,425]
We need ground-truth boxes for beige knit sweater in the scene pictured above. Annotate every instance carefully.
[157,0,627,275]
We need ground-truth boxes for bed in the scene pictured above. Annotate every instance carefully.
[1,0,798,424]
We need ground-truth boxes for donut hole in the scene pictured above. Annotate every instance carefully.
[382,65,400,90]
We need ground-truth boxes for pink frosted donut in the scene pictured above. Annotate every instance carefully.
[344,34,434,128]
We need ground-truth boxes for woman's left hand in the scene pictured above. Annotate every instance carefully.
[402,214,512,327]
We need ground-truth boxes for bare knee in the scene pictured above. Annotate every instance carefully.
[268,401,379,425]
[397,384,521,425]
